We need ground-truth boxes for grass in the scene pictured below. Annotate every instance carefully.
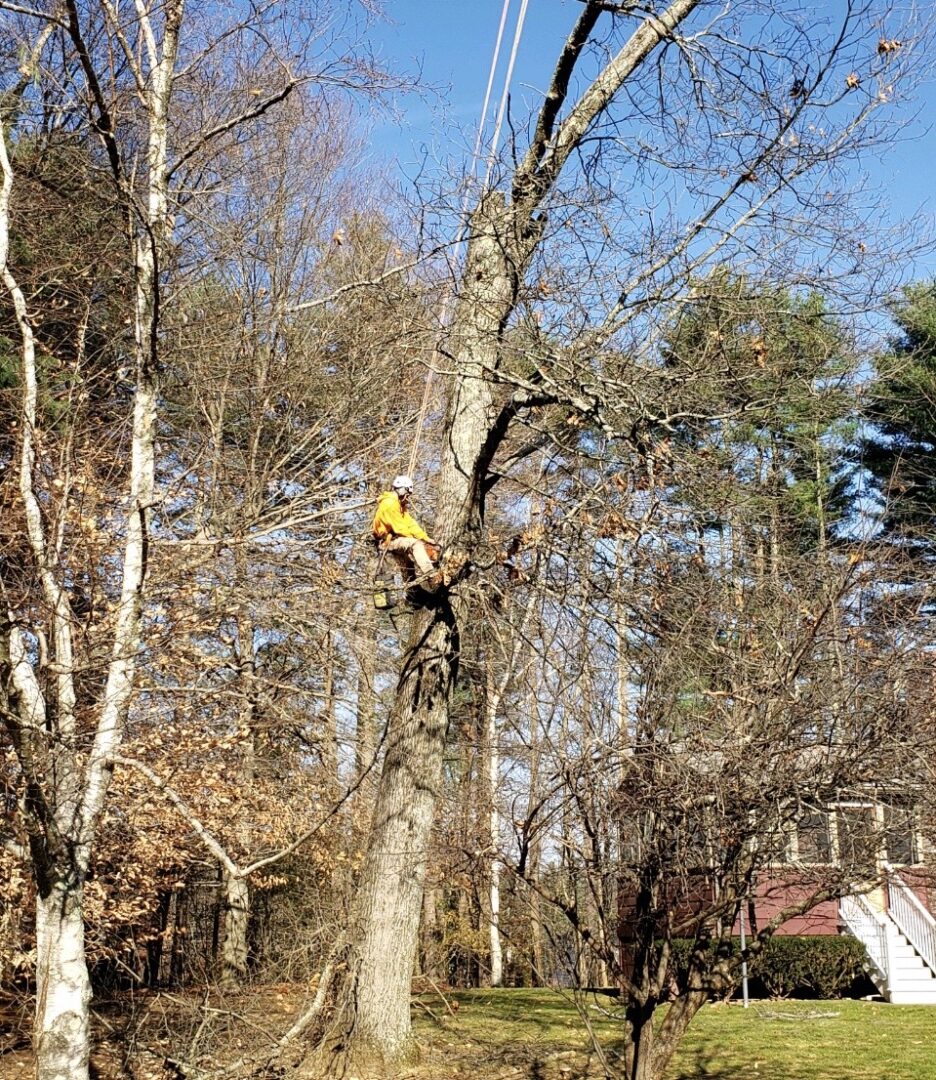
[666,998,936,1080]
[410,989,936,1079]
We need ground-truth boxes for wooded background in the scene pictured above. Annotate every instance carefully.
[1,2,935,1079]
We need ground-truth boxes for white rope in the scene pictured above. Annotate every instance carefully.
[472,0,513,190]
[407,0,513,479]
[407,0,530,480]
[483,0,530,191]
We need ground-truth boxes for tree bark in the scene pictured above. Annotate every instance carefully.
[8,6,178,1075]
[220,871,251,987]
[34,881,92,1080]
[624,999,656,1080]
[355,599,378,790]
[419,883,442,982]
[220,557,258,987]
[344,1,706,1060]
[347,608,457,1060]
[346,193,514,1062]
[650,987,707,1079]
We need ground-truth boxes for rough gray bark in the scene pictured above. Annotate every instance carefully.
[345,3,704,1060]
[220,872,251,986]
[347,193,514,1061]
[219,556,259,987]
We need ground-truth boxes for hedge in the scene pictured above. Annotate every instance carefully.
[667,935,870,999]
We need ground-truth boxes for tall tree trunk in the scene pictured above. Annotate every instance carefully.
[219,551,259,987]
[355,599,377,789]
[526,674,546,986]
[485,584,539,989]
[322,628,339,791]
[347,607,458,1061]
[419,882,443,982]
[29,6,177,1072]
[170,888,186,986]
[483,665,503,988]
[346,194,514,1063]
[34,880,92,1080]
[145,890,172,987]
[344,2,705,1057]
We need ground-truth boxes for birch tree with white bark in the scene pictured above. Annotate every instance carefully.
[0,6,179,1073]
[0,1,400,1075]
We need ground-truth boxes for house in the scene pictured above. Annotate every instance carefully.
[618,795,936,1003]
[781,798,936,1003]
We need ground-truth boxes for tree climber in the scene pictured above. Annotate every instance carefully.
[372,475,442,589]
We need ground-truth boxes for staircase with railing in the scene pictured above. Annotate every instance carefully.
[840,870,936,1004]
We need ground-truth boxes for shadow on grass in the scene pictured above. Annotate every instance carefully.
[433,990,586,1041]
[668,1042,822,1080]
[668,1044,755,1080]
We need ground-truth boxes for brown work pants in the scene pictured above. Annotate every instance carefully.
[385,536,434,578]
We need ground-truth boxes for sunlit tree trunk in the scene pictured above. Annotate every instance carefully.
[485,654,504,987]
[0,6,179,1074]
[220,873,251,986]
[345,2,704,1063]
[220,552,259,987]
[347,193,514,1062]
[33,883,91,1080]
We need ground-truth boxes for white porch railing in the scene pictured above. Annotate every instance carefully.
[840,892,893,989]
[885,863,936,977]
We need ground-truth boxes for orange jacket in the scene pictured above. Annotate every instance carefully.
[372,491,430,545]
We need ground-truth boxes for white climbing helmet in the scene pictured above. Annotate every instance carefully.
[392,474,414,493]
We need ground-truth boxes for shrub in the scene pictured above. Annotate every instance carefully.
[666,935,868,1000]
[756,936,868,999]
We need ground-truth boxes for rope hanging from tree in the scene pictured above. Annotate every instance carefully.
[406,0,530,479]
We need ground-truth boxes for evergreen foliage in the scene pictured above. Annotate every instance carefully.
[863,281,936,540]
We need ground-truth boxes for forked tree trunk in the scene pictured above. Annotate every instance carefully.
[344,3,705,1061]
[17,6,178,1076]
[346,194,514,1064]
[34,880,92,1080]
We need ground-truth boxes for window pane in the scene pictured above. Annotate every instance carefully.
[797,811,832,864]
[837,806,877,867]
[883,805,917,866]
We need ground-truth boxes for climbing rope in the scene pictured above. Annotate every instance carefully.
[482,0,530,193]
[406,0,529,480]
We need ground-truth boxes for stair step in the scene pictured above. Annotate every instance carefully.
[842,911,936,1004]
[893,958,932,974]
[888,990,936,1004]
[891,944,918,956]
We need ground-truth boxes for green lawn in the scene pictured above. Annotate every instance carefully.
[411,989,936,1079]
[666,998,936,1080]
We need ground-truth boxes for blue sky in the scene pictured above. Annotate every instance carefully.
[366,0,936,278]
